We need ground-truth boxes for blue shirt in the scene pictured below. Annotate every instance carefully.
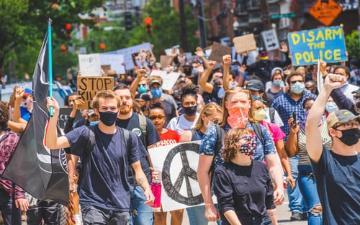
[271,91,316,136]
[199,123,276,166]
[66,125,140,211]
[312,150,360,225]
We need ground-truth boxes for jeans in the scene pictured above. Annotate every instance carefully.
[287,156,305,213]
[0,188,21,225]
[27,200,61,225]
[186,206,208,225]
[130,185,153,225]
[81,205,131,225]
[298,165,322,225]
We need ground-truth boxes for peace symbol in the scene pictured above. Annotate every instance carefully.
[162,142,204,206]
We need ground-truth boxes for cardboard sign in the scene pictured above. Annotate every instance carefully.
[99,54,125,74]
[288,26,347,66]
[160,55,174,68]
[149,142,217,211]
[78,54,101,76]
[208,42,231,62]
[233,34,257,53]
[150,70,181,91]
[309,0,342,26]
[77,76,114,109]
[261,29,280,51]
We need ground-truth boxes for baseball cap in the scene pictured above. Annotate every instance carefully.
[327,109,360,129]
[246,79,265,92]
[149,76,163,86]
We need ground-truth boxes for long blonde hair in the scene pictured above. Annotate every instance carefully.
[221,87,253,126]
[195,102,223,131]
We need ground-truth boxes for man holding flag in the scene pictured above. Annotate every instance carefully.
[45,90,154,225]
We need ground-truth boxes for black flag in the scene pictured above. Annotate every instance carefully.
[3,35,69,204]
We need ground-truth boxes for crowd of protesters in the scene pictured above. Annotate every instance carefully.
[0,43,359,225]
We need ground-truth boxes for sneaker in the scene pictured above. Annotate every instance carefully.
[302,212,308,220]
[290,212,303,221]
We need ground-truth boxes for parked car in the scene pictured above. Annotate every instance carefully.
[0,81,73,107]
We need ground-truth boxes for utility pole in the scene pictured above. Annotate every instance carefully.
[198,0,207,48]
[179,0,188,50]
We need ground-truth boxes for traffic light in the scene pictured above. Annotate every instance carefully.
[144,16,152,35]
[124,12,133,30]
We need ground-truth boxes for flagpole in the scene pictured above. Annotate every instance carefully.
[48,19,54,117]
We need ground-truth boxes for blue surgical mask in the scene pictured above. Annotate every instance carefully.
[325,102,338,113]
[272,80,284,88]
[138,85,148,94]
[251,95,262,101]
[89,121,99,126]
[291,82,305,94]
[151,88,162,99]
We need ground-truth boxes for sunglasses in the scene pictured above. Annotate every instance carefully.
[149,115,165,120]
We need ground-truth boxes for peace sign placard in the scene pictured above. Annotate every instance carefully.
[149,141,217,211]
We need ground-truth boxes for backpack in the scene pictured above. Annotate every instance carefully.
[138,114,147,147]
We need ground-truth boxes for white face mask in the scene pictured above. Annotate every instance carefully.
[325,102,338,113]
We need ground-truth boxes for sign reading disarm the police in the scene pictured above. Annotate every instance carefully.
[149,142,217,211]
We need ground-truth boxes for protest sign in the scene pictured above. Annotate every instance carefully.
[309,0,342,26]
[288,26,347,66]
[77,76,114,109]
[150,70,180,91]
[99,54,125,74]
[261,29,279,51]
[107,43,153,70]
[208,42,231,62]
[149,142,217,211]
[233,34,257,53]
[58,108,82,130]
[165,45,180,56]
[160,55,174,68]
[78,54,101,76]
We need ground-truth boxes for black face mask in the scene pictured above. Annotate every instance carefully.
[337,128,360,146]
[99,111,118,126]
[183,105,197,116]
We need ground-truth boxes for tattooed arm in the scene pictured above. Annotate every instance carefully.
[132,161,154,205]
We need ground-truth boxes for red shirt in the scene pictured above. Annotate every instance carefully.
[157,129,180,146]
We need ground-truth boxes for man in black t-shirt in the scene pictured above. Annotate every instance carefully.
[45,91,154,225]
[306,74,360,225]
[114,84,160,225]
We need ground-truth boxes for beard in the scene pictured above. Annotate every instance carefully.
[119,105,131,114]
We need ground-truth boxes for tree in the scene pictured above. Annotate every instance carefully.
[0,0,104,78]
[346,30,360,62]
[127,0,198,56]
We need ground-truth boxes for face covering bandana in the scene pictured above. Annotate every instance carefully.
[227,107,248,128]
[99,111,118,126]
[291,82,305,94]
[272,80,284,88]
[151,88,162,99]
[253,109,267,122]
[325,102,338,113]
[183,105,197,116]
[238,134,257,156]
[336,128,360,146]
[138,85,148,94]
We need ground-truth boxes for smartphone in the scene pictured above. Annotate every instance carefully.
[292,112,297,127]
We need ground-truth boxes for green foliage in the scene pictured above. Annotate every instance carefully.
[346,30,360,61]
[0,0,104,79]
[127,0,198,56]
